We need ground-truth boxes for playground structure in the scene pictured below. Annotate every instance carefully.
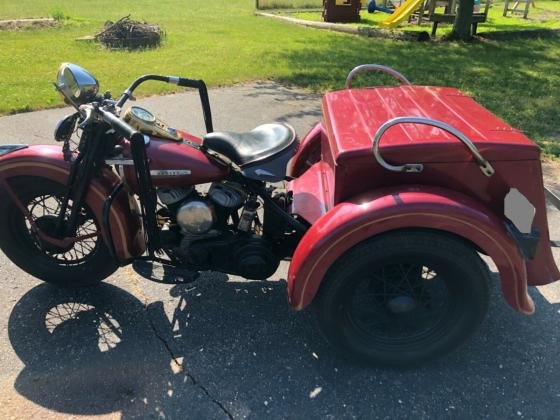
[503,0,535,18]
[323,0,362,22]
[379,0,492,36]
[256,0,548,37]
[426,0,492,35]
[378,0,424,27]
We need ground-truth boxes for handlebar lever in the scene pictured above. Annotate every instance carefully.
[78,105,95,129]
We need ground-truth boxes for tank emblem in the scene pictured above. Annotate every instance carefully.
[150,169,191,176]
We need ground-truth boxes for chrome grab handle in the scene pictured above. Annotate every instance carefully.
[372,116,495,177]
[345,64,412,89]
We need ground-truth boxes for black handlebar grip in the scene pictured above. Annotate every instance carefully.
[176,78,213,133]
[177,78,202,89]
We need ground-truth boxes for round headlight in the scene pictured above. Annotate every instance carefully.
[55,63,99,106]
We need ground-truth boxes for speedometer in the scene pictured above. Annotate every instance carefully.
[130,106,156,123]
[123,106,181,141]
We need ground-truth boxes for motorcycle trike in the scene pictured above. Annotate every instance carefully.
[0,63,558,366]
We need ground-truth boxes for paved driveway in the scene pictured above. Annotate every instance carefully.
[0,83,559,419]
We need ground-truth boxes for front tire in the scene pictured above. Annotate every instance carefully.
[314,230,490,367]
[0,176,119,287]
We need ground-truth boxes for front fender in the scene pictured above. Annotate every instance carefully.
[0,144,145,261]
[288,186,536,315]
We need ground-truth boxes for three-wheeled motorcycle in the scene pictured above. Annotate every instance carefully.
[0,63,558,366]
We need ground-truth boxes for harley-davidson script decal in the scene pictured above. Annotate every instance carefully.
[150,169,191,176]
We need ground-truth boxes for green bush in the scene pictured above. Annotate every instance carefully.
[49,6,68,22]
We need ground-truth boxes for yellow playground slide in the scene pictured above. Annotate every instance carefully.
[379,0,424,28]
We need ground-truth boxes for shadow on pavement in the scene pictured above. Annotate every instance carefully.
[8,283,224,418]
[8,273,560,418]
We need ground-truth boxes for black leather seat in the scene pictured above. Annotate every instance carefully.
[202,123,297,167]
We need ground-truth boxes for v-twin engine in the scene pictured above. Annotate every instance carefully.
[157,182,279,279]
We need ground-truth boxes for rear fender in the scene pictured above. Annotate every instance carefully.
[288,186,536,315]
[0,145,144,261]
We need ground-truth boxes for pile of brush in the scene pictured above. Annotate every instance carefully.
[95,16,163,49]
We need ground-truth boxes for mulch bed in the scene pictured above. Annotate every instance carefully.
[0,18,57,31]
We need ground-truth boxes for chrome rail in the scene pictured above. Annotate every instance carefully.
[545,187,560,211]
[345,64,411,89]
[372,116,495,178]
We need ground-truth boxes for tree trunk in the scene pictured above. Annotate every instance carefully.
[449,0,474,40]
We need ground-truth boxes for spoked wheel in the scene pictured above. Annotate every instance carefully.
[314,231,490,367]
[0,176,118,287]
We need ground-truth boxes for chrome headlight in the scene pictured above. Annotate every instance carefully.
[54,63,99,107]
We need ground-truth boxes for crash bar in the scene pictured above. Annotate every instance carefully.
[345,64,412,89]
[372,116,495,178]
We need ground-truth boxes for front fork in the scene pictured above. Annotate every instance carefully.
[55,128,102,237]
[54,121,159,258]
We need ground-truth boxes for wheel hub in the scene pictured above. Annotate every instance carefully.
[386,295,417,314]
[34,216,73,254]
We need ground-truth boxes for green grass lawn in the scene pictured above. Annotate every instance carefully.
[0,0,559,155]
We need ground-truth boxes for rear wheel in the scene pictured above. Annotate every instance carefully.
[314,230,490,367]
[0,176,118,287]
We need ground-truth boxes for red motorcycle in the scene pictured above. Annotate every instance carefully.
[0,63,558,366]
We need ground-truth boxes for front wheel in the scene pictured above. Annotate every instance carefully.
[314,230,490,367]
[0,176,118,287]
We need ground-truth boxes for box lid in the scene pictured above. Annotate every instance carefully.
[322,86,539,164]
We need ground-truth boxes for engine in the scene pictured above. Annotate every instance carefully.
[157,182,280,279]
[176,199,216,234]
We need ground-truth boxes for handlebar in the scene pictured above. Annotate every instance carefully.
[115,74,214,133]
[97,107,147,144]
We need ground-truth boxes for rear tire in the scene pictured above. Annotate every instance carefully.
[0,176,118,287]
[313,230,490,367]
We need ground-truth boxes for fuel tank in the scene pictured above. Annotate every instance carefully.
[121,133,229,190]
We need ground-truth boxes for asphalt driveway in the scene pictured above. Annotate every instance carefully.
[0,83,559,419]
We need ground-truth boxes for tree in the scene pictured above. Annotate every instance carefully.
[448,0,474,40]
